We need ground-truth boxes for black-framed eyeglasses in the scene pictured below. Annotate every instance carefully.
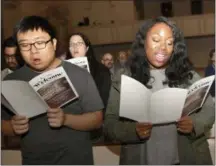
[4,54,16,58]
[103,59,113,62]
[69,42,85,48]
[18,39,52,51]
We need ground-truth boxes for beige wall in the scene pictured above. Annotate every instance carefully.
[3,0,136,39]
[143,0,215,19]
[143,1,161,19]
[3,0,214,41]
[3,6,22,39]
[68,1,135,26]
[203,0,215,13]
[173,0,191,16]
[186,36,215,68]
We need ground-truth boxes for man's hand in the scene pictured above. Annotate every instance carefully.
[11,115,29,135]
[177,116,194,134]
[47,108,65,128]
[136,122,153,139]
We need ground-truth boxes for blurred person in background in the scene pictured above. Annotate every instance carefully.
[2,36,25,80]
[101,52,114,74]
[205,48,215,100]
[114,50,131,75]
[66,33,111,142]
[66,33,111,111]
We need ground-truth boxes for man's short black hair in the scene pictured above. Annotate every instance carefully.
[13,15,56,41]
[3,36,17,48]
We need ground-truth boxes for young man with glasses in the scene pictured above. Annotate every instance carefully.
[2,15,103,165]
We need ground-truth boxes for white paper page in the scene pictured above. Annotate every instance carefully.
[149,88,188,124]
[66,57,90,73]
[119,75,151,122]
[1,94,17,114]
[2,80,48,118]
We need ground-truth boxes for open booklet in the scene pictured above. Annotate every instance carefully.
[2,66,79,118]
[66,57,90,73]
[119,75,215,124]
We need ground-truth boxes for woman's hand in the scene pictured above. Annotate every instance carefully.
[177,116,194,134]
[136,122,153,139]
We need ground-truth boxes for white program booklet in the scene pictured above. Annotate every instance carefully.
[119,75,215,124]
[2,66,79,118]
[66,57,90,73]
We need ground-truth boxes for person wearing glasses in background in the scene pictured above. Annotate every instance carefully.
[1,36,25,152]
[66,33,112,114]
[66,33,111,142]
[101,52,114,74]
[1,16,103,165]
[101,52,131,82]
[1,36,25,80]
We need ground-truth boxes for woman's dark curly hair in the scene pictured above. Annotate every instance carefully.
[130,16,193,87]
[66,32,99,78]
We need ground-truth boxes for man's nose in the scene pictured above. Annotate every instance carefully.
[8,56,14,63]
